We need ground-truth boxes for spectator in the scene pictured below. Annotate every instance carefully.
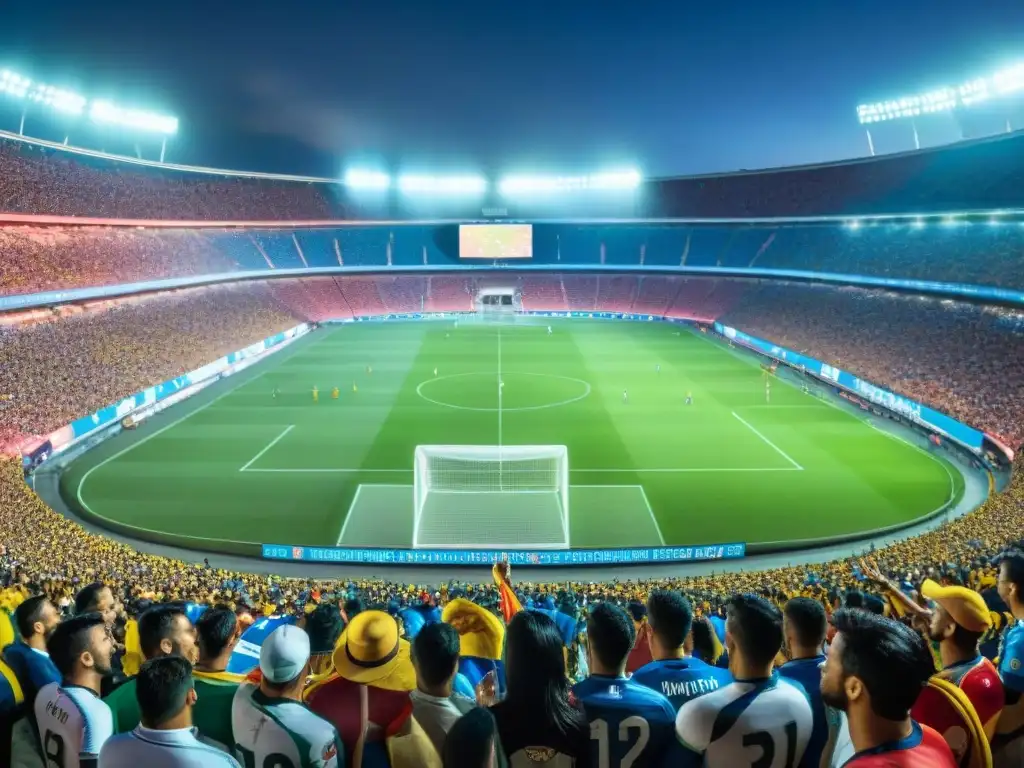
[104,604,196,734]
[232,625,342,767]
[36,613,116,767]
[994,545,1024,766]
[0,655,23,768]
[675,594,813,767]
[822,609,956,767]
[191,606,244,753]
[75,584,117,628]
[689,615,725,667]
[633,589,732,709]
[98,655,239,767]
[778,597,833,768]
[410,621,475,755]
[4,594,61,727]
[304,604,344,678]
[573,602,680,766]
[489,611,590,764]
[442,707,498,768]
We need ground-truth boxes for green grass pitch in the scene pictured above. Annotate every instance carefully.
[63,320,962,554]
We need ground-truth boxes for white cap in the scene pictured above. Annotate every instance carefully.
[260,625,310,684]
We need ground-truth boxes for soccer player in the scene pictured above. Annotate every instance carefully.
[778,598,835,768]
[766,379,771,404]
[98,656,240,767]
[675,594,813,767]
[632,590,732,710]
[331,386,339,400]
[434,367,438,377]
[312,386,319,403]
[366,365,373,375]
[36,613,116,768]
[821,609,956,767]
[232,625,342,768]
[352,382,358,393]
[656,364,661,374]
[685,391,693,405]
[623,389,628,403]
[272,387,281,400]
[574,603,681,767]
[994,545,1024,765]
[547,325,552,335]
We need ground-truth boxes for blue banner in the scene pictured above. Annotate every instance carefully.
[262,542,746,566]
[714,322,984,451]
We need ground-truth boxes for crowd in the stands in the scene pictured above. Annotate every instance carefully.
[0,284,300,450]
[719,283,1024,450]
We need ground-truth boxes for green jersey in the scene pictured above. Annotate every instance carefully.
[193,669,245,752]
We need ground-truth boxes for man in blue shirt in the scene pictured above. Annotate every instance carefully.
[573,602,681,767]
[3,595,62,719]
[778,596,837,768]
[995,544,1024,765]
[632,590,732,710]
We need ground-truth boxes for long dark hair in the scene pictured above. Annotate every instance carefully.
[503,611,585,735]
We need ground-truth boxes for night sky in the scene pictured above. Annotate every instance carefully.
[2,1,1024,178]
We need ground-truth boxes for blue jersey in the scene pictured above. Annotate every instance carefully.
[995,620,1024,763]
[632,656,733,710]
[573,674,682,767]
[778,655,838,768]
[226,615,297,675]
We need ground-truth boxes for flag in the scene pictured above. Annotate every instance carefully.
[492,563,522,623]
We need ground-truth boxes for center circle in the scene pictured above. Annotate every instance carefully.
[416,372,592,412]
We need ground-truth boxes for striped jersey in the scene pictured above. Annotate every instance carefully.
[35,681,114,768]
[675,671,813,768]
[97,724,241,767]
[232,682,343,768]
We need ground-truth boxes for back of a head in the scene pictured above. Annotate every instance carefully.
[647,590,693,650]
[586,602,635,673]
[74,582,108,615]
[726,594,784,668]
[136,656,194,728]
[195,606,237,661]
[138,603,188,659]
[690,617,720,664]
[831,608,934,720]
[412,621,461,689]
[784,597,827,651]
[443,707,497,768]
[505,611,569,706]
[305,603,345,657]
[48,613,105,677]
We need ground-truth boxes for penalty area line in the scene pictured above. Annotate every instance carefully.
[731,411,804,471]
[242,466,803,474]
[239,425,295,472]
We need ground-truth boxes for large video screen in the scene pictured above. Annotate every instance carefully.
[459,224,533,259]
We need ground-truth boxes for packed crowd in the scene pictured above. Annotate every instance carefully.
[0,284,302,450]
[720,283,1024,450]
[1,455,1023,766]
[4,130,1024,223]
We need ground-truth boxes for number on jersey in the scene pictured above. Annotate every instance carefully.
[590,716,650,768]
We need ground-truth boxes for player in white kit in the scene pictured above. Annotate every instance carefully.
[232,625,342,768]
[35,613,116,768]
[675,594,813,767]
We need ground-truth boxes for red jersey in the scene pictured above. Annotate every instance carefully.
[843,722,956,767]
[918,656,1004,740]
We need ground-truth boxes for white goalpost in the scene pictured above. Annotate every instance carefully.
[413,445,570,548]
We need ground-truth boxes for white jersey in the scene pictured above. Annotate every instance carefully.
[35,681,114,768]
[676,672,813,768]
[98,725,241,767]
[232,682,342,768]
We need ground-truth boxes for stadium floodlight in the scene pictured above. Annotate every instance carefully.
[344,169,391,190]
[89,100,178,135]
[397,174,487,194]
[498,168,642,195]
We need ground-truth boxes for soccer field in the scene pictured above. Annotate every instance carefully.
[62,319,962,556]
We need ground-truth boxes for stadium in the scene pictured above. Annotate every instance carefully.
[3,49,1024,768]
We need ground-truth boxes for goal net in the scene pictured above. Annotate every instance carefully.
[413,445,569,549]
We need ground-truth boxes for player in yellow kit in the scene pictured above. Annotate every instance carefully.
[312,386,319,402]
[352,382,358,393]
[331,386,340,400]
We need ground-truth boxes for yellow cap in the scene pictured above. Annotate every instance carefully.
[921,579,991,632]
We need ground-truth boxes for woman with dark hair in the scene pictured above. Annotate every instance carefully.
[489,611,591,765]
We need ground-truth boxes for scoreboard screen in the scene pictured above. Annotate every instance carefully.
[459,224,533,259]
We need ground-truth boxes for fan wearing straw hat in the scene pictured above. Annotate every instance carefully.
[232,625,343,767]
[305,610,440,768]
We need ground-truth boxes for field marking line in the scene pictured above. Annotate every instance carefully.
[571,484,665,545]
[239,425,295,472]
[731,411,804,470]
[242,466,802,474]
[337,484,364,545]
